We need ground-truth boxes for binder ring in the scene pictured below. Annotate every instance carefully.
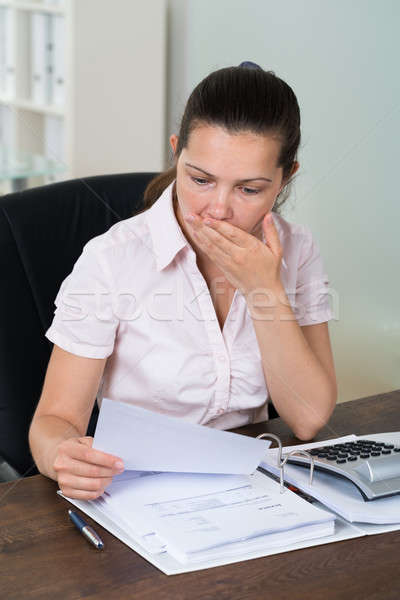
[256,433,315,493]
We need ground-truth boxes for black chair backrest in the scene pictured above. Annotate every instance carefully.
[0,172,158,476]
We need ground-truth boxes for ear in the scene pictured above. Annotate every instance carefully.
[278,161,300,193]
[169,134,179,157]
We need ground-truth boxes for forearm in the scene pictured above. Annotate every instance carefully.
[246,283,336,440]
[29,415,81,481]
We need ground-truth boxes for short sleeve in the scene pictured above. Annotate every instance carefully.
[293,227,334,326]
[45,240,119,358]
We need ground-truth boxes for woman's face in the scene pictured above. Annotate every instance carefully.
[170,124,297,251]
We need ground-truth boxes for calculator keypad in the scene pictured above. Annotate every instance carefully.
[309,440,400,464]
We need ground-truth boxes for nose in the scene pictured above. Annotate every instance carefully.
[204,188,233,220]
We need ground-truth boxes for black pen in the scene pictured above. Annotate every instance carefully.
[68,509,104,550]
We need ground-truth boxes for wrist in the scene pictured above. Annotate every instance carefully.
[244,281,292,320]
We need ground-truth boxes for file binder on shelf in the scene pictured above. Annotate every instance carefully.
[31,12,52,105]
[0,7,16,98]
[51,14,65,106]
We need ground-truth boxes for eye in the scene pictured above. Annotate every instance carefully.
[191,176,209,185]
[241,186,261,195]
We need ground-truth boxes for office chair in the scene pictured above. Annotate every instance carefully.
[0,171,280,482]
[0,171,157,480]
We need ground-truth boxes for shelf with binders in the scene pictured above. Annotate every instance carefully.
[0,1,67,190]
[0,4,66,112]
[1,0,167,190]
[0,1,66,16]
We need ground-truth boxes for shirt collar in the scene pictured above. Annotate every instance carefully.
[144,179,189,271]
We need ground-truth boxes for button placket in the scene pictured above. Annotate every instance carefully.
[186,259,232,417]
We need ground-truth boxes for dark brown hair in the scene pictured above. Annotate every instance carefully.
[140,64,301,215]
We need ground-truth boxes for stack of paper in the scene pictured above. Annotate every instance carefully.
[59,469,336,570]
[98,469,335,564]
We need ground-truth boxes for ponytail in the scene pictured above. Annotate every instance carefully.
[142,166,176,210]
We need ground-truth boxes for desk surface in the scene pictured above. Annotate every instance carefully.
[1,390,400,600]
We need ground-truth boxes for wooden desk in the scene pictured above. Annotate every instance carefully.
[1,390,400,600]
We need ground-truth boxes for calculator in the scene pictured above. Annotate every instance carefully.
[286,438,400,501]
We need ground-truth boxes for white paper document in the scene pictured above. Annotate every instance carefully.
[93,398,269,475]
[134,473,335,563]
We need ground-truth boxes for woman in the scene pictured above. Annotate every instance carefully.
[29,63,337,500]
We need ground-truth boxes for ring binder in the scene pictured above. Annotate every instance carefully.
[256,433,315,493]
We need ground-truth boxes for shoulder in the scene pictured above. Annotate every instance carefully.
[271,212,313,252]
[79,211,154,275]
[271,213,327,281]
[84,211,149,254]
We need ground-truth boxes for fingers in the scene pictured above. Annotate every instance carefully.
[54,436,124,501]
[63,437,123,471]
[59,488,106,501]
[262,213,282,257]
[192,226,233,263]
[202,217,251,248]
[185,214,238,263]
[60,455,123,478]
[59,474,114,500]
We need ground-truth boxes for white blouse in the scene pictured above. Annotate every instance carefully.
[45,179,334,429]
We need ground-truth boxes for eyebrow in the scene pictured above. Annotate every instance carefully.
[185,162,273,183]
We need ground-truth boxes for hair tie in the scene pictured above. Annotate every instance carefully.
[238,61,262,70]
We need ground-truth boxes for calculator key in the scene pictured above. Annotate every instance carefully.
[360,453,370,458]
[384,444,394,449]
[326,455,337,460]
[371,451,381,456]
[382,449,392,455]
[348,456,357,461]
[310,449,320,455]
[336,459,347,464]
[338,453,349,458]
[394,448,400,453]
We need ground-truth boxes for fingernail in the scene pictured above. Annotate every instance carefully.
[115,460,124,471]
